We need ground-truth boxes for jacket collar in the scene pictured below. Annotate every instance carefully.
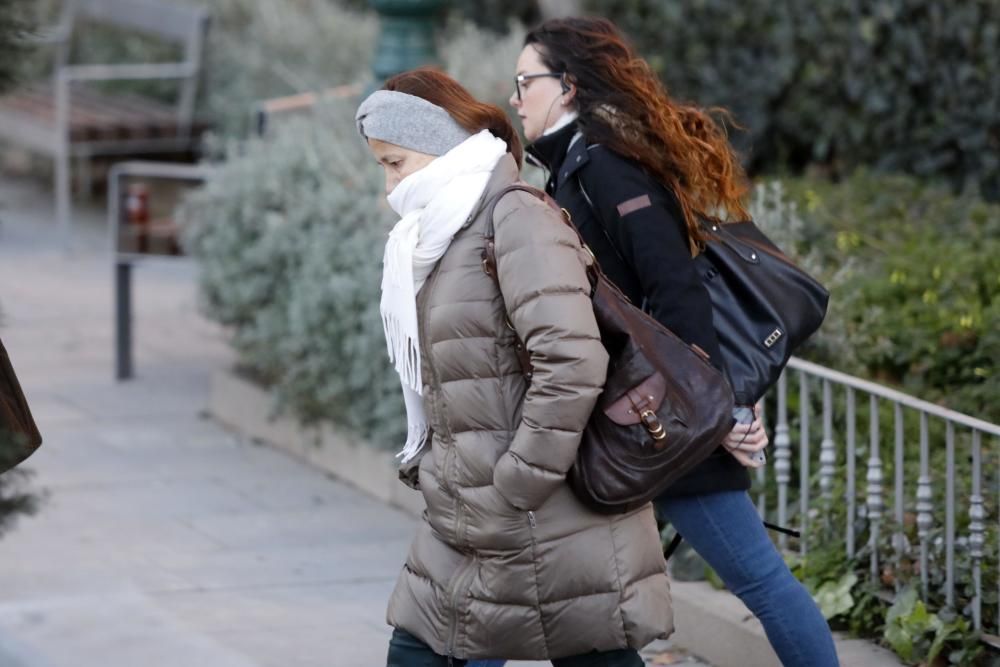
[525,120,590,190]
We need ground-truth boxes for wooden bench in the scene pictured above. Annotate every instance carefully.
[0,0,209,243]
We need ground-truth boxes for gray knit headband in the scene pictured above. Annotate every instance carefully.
[355,90,472,157]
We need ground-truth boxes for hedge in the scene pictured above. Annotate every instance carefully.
[584,0,1000,200]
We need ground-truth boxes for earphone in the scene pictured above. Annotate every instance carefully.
[559,73,571,94]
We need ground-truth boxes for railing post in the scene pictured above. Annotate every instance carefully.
[945,422,956,608]
[970,430,984,630]
[916,411,933,600]
[846,387,857,559]
[774,372,791,549]
[893,402,906,590]
[820,380,836,504]
[867,395,884,583]
[799,372,810,556]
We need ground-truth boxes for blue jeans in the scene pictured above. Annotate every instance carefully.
[389,629,642,666]
[655,491,839,667]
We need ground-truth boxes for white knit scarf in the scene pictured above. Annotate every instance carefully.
[381,130,508,463]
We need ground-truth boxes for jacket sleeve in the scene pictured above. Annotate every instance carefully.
[491,194,609,510]
[578,146,724,367]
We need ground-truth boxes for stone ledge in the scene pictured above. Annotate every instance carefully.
[209,369,425,516]
[208,368,903,667]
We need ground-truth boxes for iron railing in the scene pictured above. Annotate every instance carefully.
[757,356,1000,634]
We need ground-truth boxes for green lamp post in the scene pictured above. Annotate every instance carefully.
[369,0,448,83]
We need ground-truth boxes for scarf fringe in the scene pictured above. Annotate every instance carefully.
[382,311,421,394]
[397,421,429,464]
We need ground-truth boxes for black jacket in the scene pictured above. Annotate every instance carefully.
[526,121,750,497]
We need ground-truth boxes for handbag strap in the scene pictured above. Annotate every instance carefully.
[663,522,801,563]
[480,183,621,379]
[481,184,551,378]
[483,183,604,283]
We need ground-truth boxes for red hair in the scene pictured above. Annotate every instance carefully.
[526,18,750,242]
[384,68,523,168]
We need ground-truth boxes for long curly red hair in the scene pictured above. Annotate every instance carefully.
[526,17,749,243]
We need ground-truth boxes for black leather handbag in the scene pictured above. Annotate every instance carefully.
[695,220,829,404]
[577,176,829,406]
[1,336,42,474]
[483,184,735,514]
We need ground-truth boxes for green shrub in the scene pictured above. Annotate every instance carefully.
[443,20,526,112]
[448,0,539,34]
[181,100,405,447]
[779,171,1000,423]
[198,0,376,137]
[745,171,998,664]
[584,0,1000,199]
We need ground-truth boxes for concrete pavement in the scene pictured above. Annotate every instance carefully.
[0,174,710,667]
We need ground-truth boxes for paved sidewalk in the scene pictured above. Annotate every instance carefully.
[0,175,709,667]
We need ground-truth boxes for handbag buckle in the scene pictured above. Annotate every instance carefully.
[640,409,667,442]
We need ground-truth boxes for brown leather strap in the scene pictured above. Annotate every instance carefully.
[481,183,604,379]
[483,183,556,239]
[482,184,547,378]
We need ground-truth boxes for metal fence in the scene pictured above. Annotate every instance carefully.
[757,357,1000,634]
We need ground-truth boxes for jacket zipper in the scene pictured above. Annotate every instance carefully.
[417,261,471,661]
[444,552,476,661]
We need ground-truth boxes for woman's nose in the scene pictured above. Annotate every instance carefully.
[509,91,520,109]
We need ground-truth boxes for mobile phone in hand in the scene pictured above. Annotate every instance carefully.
[733,405,766,466]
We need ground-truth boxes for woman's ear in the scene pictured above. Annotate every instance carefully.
[561,74,577,106]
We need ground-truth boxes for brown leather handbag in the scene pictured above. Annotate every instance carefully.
[1,336,42,474]
[483,184,734,514]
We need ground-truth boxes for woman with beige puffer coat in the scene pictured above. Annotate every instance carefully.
[356,68,672,667]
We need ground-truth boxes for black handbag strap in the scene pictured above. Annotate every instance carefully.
[663,521,802,562]
[663,532,685,561]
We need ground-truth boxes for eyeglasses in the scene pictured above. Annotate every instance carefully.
[514,72,563,102]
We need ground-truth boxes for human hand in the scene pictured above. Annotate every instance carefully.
[723,410,768,468]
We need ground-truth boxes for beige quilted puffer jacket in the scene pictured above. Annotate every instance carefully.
[387,154,672,661]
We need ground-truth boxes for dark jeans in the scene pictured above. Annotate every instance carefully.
[387,628,643,667]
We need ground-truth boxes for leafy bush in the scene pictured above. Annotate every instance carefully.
[744,171,999,664]
[448,0,539,34]
[778,171,1000,423]
[181,100,405,447]
[198,0,377,137]
[443,21,526,112]
[584,0,1000,199]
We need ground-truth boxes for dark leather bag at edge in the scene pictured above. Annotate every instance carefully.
[695,220,829,405]
[0,336,42,474]
[483,184,735,514]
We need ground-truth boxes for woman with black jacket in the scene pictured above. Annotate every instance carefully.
[508,17,839,666]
